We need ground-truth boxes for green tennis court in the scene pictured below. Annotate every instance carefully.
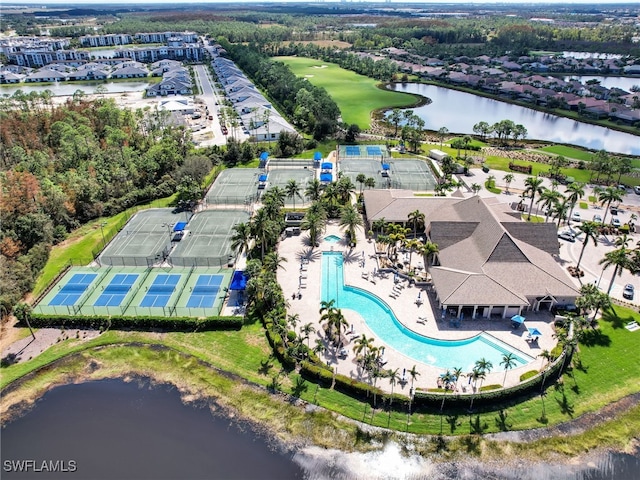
[339,158,385,187]
[206,169,261,204]
[337,144,389,160]
[264,169,315,206]
[387,159,437,191]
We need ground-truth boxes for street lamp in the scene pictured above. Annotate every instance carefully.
[99,222,107,247]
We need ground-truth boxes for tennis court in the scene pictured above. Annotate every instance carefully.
[93,273,139,307]
[206,169,261,205]
[265,169,315,205]
[140,274,181,308]
[100,209,184,266]
[169,210,248,267]
[338,144,389,159]
[339,159,385,187]
[48,273,98,306]
[186,274,223,308]
[388,159,437,191]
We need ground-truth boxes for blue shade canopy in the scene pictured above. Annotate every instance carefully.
[511,314,526,324]
[172,221,187,232]
[320,172,332,182]
[260,151,269,161]
[314,152,322,160]
[382,163,390,170]
[230,271,248,290]
[321,162,333,169]
[527,327,542,336]
[259,174,268,182]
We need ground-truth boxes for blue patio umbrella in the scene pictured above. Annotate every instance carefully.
[511,314,526,324]
[527,327,542,337]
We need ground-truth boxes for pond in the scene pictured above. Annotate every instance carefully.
[390,83,640,155]
[0,81,150,97]
[2,378,638,479]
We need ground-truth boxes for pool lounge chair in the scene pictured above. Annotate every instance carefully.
[361,272,369,280]
[417,317,426,324]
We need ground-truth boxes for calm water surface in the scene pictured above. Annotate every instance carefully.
[2,379,638,480]
[0,82,149,97]
[2,379,303,480]
[390,83,640,155]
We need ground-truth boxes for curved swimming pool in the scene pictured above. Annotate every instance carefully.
[321,251,534,372]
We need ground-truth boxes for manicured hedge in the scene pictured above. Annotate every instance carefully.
[26,314,243,332]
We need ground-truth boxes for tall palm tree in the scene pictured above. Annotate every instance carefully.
[372,218,386,237]
[500,353,517,387]
[405,238,422,272]
[419,240,439,275]
[474,358,493,391]
[365,177,376,190]
[390,108,402,137]
[339,203,363,246]
[503,173,514,194]
[300,322,315,348]
[599,236,632,295]
[386,367,401,425]
[285,179,302,210]
[305,178,323,203]
[440,370,454,411]
[565,182,585,222]
[301,202,327,249]
[452,367,464,391]
[537,188,562,223]
[598,186,624,225]
[523,176,545,221]
[250,208,273,260]
[356,173,367,194]
[230,222,252,258]
[576,221,600,271]
[336,176,356,205]
[263,251,287,272]
[407,209,425,238]
[468,368,484,411]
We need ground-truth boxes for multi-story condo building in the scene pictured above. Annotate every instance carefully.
[79,34,133,48]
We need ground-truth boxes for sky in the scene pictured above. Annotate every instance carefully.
[16,0,640,4]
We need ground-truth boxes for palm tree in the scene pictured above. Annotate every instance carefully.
[419,240,439,275]
[301,202,327,249]
[365,177,376,190]
[598,186,623,225]
[356,173,367,194]
[300,322,315,348]
[565,182,585,222]
[440,370,454,411]
[553,197,572,228]
[250,208,273,260]
[230,222,252,258]
[353,334,374,365]
[437,127,449,147]
[452,367,464,391]
[503,173,514,194]
[500,353,517,387]
[408,365,420,393]
[407,209,425,238]
[263,251,287,272]
[474,358,493,391]
[285,179,302,210]
[468,368,484,411]
[404,238,422,272]
[336,176,356,204]
[339,204,363,246]
[372,218,386,237]
[576,221,600,271]
[523,176,545,221]
[471,183,481,195]
[599,236,632,295]
[305,178,323,203]
[389,108,402,137]
[537,188,562,223]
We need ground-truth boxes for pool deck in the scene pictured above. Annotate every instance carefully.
[277,220,558,394]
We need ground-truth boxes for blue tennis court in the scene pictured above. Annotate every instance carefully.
[94,274,139,307]
[49,273,98,306]
[345,146,361,156]
[186,274,223,308]
[366,146,382,156]
[140,274,181,308]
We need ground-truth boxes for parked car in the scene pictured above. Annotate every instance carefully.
[592,214,603,223]
[623,284,634,300]
[571,211,581,222]
[612,218,621,228]
[558,231,576,242]
[634,186,640,195]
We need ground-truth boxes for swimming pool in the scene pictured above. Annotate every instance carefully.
[324,235,341,243]
[321,252,534,372]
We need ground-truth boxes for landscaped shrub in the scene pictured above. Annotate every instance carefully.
[27,314,242,332]
[520,370,538,381]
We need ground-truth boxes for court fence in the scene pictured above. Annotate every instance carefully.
[168,255,234,268]
[97,255,161,268]
[267,158,315,169]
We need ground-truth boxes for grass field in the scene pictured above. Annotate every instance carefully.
[275,56,418,128]
[539,145,595,162]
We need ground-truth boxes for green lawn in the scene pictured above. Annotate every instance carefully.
[275,56,418,129]
[538,145,595,162]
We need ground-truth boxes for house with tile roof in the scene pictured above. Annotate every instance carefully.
[363,190,579,319]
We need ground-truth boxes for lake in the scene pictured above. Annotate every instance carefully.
[0,81,150,97]
[390,83,640,155]
[2,379,638,480]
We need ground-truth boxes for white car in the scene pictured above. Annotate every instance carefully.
[571,211,581,222]
[612,218,621,228]
[592,214,603,223]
